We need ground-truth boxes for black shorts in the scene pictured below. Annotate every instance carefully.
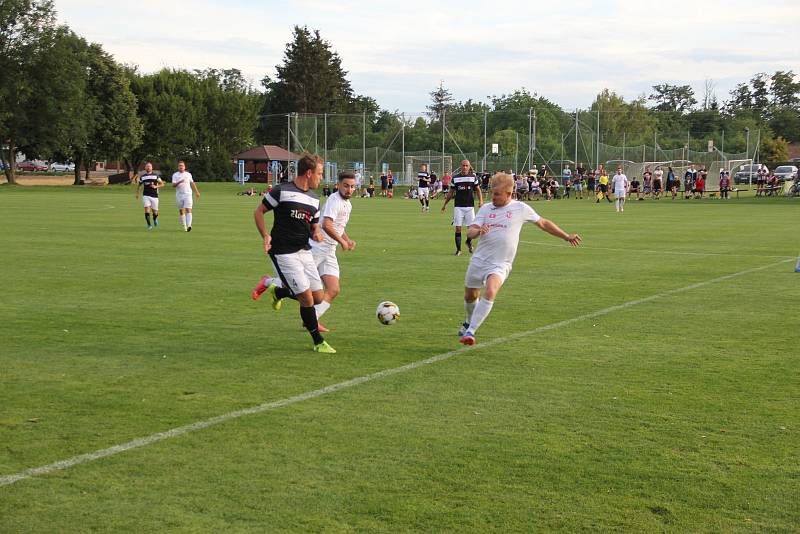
[599,184,608,192]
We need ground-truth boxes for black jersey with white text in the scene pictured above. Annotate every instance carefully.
[417,171,430,188]
[262,182,320,255]
[140,172,160,197]
[452,171,480,207]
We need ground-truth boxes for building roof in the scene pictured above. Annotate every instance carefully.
[233,145,301,162]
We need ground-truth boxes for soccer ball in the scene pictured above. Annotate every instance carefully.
[376,301,400,325]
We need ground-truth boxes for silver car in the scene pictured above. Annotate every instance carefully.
[772,165,798,182]
[49,162,76,172]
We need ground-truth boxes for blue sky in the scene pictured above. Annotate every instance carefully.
[56,0,800,113]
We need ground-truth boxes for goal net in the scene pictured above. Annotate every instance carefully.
[403,154,453,186]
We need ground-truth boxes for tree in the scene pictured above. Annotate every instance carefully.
[427,81,453,120]
[258,26,356,146]
[760,135,789,163]
[70,43,142,184]
[0,0,83,184]
[648,84,697,113]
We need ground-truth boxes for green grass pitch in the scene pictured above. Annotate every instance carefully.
[1,184,798,532]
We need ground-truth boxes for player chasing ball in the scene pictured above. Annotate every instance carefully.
[458,173,581,346]
[252,170,357,335]
[250,153,336,354]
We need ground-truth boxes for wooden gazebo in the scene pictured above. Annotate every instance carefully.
[233,145,301,183]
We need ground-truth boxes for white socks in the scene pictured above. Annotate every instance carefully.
[315,300,331,319]
[465,298,494,335]
[186,213,193,227]
[180,214,186,228]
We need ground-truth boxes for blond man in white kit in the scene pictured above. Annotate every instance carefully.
[458,173,581,345]
[612,167,629,213]
[171,161,200,231]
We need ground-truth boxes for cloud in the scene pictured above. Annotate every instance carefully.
[54,0,800,111]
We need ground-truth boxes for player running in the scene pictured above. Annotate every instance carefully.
[251,153,335,354]
[417,164,431,212]
[171,161,200,231]
[253,171,357,333]
[458,173,581,345]
[135,162,163,229]
[441,159,483,256]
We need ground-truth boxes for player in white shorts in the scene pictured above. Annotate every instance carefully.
[417,164,431,212]
[135,162,163,229]
[256,171,358,333]
[251,153,335,353]
[441,159,483,255]
[171,161,200,231]
[611,167,629,213]
[458,173,581,346]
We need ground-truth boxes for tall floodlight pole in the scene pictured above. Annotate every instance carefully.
[287,113,291,154]
[401,114,405,184]
[574,108,578,169]
[596,109,600,169]
[483,110,487,172]
[745,127,751,185]
[323,113,328,180]
[622,132,626,162]
[654,130,658,161]
[442,110,446,175]
[721,129,725,160]
[362,111,366,175]
[528,108,532,169]
[514,131,518,174]
[532,109,537,167]
[687,130,691,160]
[314,115,318,154]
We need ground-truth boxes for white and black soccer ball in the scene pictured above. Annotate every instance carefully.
[376,301,400,325]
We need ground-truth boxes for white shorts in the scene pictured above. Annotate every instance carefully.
[311,246,340,278]
[453,207,475,227]
[614,190,627,198]
[418,187,430,199]
[465,258,511,289]
[176,194,193,209]
[142,196,159,210]
[271,249,323,295]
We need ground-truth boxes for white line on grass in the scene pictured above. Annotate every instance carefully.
[0,258,792,488]
[521,240,794,259]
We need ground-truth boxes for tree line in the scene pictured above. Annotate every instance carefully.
[2,1,798,185]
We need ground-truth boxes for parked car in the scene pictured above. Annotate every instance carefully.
[733,164,767,185]
[49,162,76,172]
[17,161,48,172]
[772,165,798,182]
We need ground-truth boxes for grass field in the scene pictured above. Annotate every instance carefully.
[1,184,798,532]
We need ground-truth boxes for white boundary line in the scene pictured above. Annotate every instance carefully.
[520,240,793,259]
[1,258,791,488]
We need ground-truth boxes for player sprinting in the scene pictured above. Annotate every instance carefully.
[417,164,431,212]
[253,171,357,333]
[441,159,483,256]
[171,161,200,231]
[612,167,629,212]
[251,153,335,353]
[458,173,581,345]
[135,162,162,229]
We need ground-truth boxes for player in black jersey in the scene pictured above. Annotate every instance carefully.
[441,159,483,255]
[252,153,335,354]
[417,164,431,212]
[135,162,163,229]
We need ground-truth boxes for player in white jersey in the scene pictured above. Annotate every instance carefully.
[171,161,200,231]
[611,167,629,213]
[458,173,581,346]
